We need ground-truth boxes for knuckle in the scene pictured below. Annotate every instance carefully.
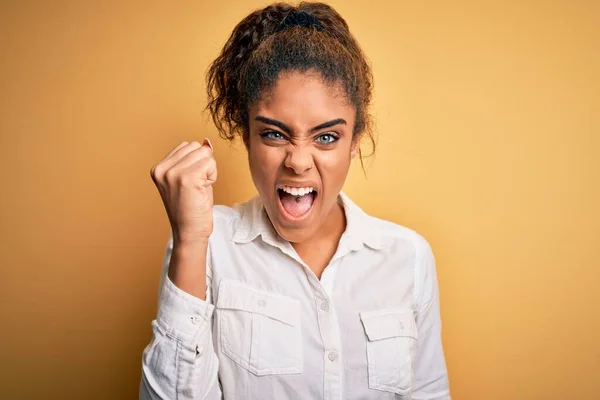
[178,173,196,189]
[178,173,190,185]
[207,158,217,170]
[207,155,217,168]
[203,146,215,157]
[151,164,163,179]
[188,141,201,149]
[194,147,209,160]
[164,168,178,183]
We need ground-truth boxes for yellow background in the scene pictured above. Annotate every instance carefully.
[1,1,598,399]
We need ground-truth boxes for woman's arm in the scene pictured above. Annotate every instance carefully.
[411,238,452,400]
[139,237,221,400]
[142,139,219,399]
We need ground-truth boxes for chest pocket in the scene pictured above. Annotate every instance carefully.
[359,309,418,396]
[216,280,303,376]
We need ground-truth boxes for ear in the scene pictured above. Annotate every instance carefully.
[350,136,360,159]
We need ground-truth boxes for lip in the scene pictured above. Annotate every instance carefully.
[275,181,319,223]
[276,180,319,190]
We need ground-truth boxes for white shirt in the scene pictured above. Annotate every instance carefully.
[140,193,451,400]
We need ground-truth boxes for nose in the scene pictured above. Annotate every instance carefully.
[284,145,313,175]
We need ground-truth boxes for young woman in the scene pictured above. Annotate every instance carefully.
[141,2,450,399]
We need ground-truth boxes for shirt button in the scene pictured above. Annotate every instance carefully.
[320,301,329,312]
[399,321,405,330]
[258,299,266,307]
[328,351,338,362]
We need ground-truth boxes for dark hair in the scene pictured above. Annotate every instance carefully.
[206,2,375,155]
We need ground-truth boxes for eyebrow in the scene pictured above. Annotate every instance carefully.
[254,116,347,134]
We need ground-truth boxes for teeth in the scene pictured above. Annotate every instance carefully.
[279,185,314,196]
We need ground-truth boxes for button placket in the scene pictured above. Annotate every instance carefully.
[308,257,345,400]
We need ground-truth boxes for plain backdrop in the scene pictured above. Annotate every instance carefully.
[0,1,598,399]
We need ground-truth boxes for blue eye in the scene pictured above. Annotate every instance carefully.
[316,133,338,145]
[261,131,286,141]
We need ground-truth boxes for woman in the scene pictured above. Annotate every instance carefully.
[141,2,450,399]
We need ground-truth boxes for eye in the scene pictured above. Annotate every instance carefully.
[260,131,287,141]
[315,133,338,145]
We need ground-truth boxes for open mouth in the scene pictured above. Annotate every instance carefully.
[277,185,318,221]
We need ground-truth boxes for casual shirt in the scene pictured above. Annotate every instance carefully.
[140,193,451,399]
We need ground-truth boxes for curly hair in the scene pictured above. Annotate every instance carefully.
[206,2,375,154]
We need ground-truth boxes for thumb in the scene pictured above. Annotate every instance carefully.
[202,138,217,184]
[202,138,214,152]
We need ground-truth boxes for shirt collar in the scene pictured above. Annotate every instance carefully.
[232,192,387,251]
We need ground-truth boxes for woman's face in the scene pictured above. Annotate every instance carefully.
[247,70,359,243]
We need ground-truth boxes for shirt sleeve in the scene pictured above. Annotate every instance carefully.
[411,236,451,400]
[139,236,222,400]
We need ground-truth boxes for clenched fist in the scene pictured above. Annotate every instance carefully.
[150,139,217,246]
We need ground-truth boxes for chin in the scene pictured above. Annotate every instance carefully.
[272,223,314,244]
[272,213,319,243]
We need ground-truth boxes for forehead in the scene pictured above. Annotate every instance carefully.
[251,71,355,128]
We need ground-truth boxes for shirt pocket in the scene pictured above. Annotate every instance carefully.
[216,280,303,376]
[359,309,418,396]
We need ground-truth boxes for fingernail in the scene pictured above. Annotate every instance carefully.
[202,138,214,151]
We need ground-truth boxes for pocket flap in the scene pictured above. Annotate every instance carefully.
[217,280,299,326]
[359,309,418,341]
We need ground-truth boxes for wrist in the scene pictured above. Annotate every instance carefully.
[172,234,210,249]
[168,238,209,300]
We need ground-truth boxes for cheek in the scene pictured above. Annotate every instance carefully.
[315,149,353,182]
[248,145,281,186]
